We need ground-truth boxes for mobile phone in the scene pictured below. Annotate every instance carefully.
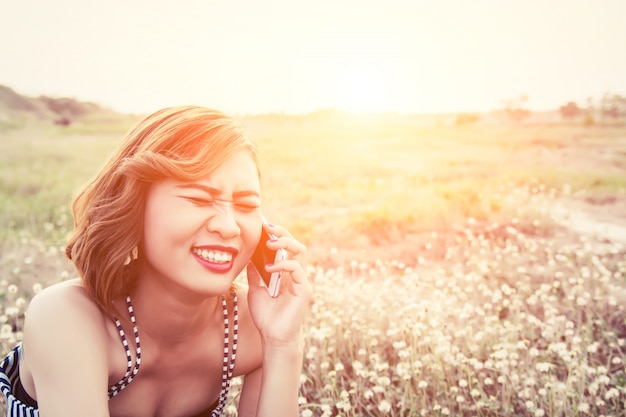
[251,223,287,297]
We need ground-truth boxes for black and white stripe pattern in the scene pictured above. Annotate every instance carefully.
[108,295,142,398]
[211,294,239,417]
[0,293,239,417]
[0,345,39,417]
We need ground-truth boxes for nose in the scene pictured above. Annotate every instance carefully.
[206,199,240,238]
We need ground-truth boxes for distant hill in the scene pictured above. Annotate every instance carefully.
[0,84,110,125]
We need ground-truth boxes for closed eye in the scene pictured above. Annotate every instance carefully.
[234,202,260,212]
[183,196,216,207]
[181,196,259,212]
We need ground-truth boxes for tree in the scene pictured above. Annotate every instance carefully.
[500,94,531,123]
[559,101,582,119]
[600,93,626,120]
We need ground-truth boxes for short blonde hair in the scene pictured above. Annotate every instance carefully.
[65,106,258,318]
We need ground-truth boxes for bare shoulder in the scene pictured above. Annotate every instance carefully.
[25,278,105,329]
[19,278,112,407]
[22,278,109,354]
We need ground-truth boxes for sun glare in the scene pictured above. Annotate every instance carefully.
[335,71,391,113]
[330,58,394,113]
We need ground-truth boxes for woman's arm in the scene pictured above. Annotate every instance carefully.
[239,223,312,417]
[237,339,304,417]
[20,282,111,417]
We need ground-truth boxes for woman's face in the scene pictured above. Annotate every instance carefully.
[141,149,263,295]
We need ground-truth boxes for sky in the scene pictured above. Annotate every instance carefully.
[1,0,625,115]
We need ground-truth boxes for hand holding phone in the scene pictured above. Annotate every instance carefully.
[251,222,287,297]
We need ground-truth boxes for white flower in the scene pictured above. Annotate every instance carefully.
[377,376,391,386]
[378,400,391,413]
[604,388,619,400]
[0,324,13,339]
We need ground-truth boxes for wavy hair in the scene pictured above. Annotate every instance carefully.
[65,106,258,319]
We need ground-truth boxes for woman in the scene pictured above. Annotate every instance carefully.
[0,106,313,417]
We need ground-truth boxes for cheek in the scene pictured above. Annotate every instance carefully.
[238,215,263,257]
[142,200,194,250]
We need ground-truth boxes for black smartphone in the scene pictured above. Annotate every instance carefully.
[251,223,287,297]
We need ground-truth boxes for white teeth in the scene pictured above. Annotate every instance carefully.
[194,248,233,263]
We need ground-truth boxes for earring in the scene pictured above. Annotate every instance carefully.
[124,247,139,265]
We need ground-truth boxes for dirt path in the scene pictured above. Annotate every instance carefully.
[547,196,626,245]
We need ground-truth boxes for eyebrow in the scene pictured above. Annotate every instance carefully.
[175,183,260,198]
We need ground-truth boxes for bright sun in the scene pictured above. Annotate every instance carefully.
[331,60,393,113]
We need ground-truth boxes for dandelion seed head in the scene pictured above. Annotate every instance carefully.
[377,399,391,413]
[0,324,13,339]
[604,388,619,400]
[5,307,19,316]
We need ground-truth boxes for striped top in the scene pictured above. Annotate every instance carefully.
[0,294,238,417]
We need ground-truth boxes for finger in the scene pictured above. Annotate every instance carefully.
[266,237,307,257]
[264,259,314,306]
[263,223,293,239]
[263,225,306,253]
[266,259,308,286]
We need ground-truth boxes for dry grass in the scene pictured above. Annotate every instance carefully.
[1,113,625,415]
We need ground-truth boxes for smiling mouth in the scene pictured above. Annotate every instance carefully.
[192,248,234,264]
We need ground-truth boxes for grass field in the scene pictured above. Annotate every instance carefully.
[1,113,625,415]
